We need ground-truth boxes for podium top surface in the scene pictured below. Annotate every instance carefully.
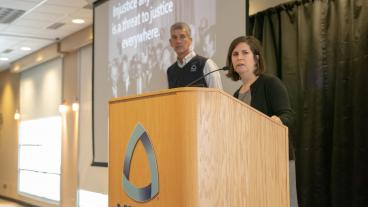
[109,87,287,129]
[109,87,230,103]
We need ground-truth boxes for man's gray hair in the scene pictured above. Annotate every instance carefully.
[170,22,192,38]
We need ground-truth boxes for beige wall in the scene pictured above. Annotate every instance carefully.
[60,51,79,207]
[0,26,92,207]
[0,70,20,200]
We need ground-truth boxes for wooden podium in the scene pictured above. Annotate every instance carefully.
[109,88,289,207]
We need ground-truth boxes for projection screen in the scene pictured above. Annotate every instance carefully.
[93,0,246,165]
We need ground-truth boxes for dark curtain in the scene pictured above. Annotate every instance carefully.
[249,0,368,207]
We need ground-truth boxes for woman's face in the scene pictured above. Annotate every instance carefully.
[231,42,257,77]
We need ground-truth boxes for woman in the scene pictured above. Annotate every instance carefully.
[226,36,298,207]
[226,36,293,127]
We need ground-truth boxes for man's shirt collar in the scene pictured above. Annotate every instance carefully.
[177,51,196,68]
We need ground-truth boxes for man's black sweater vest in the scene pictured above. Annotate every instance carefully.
[167,55,208,88]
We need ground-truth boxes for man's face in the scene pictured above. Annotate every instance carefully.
[169,29,192,58]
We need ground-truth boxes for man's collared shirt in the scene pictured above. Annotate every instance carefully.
[176,51,223,89]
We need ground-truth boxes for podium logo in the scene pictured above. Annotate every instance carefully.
[122,123,159,202]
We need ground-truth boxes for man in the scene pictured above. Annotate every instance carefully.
[167,22,223,89]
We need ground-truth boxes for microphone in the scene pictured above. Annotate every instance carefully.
[185,66,229,87]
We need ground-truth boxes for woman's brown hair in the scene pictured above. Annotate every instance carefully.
[226,36,266,81]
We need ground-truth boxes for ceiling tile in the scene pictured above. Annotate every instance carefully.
[16,0,45,2]
[22,11,65,22]
[14,18,52,28]
[0,0,38,11]
[46,0,89,7]
[0,0,93,72]
[69,8,92,19]
[0,23,9,31]
[3,25,59,39]
[34,4,79,14]
[0,38,19,52]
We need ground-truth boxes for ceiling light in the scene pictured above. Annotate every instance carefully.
[59,104,68,114]
[12,65,21,72]
[0,57,9,61]
[14,110,20,120]
[20,47,31,51]
[72,19,85,24]
[72,102,79,112]
[36,55,43,62]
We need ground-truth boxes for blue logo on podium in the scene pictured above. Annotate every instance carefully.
[122,123,159,202]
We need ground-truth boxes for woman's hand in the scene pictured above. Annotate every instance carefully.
[270,115,283,124]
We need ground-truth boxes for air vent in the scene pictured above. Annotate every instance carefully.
[0,7,25,24]
[2,49,13,54]
[47,22,65,30]
[83,4,93,10]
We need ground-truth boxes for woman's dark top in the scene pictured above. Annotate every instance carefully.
[234,74,293,127]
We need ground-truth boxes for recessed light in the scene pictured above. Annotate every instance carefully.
[13,65,21,72]
[0,57,9,61]
[36,56,43,62]
[21,47,32,51]
[72,19,85,24]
